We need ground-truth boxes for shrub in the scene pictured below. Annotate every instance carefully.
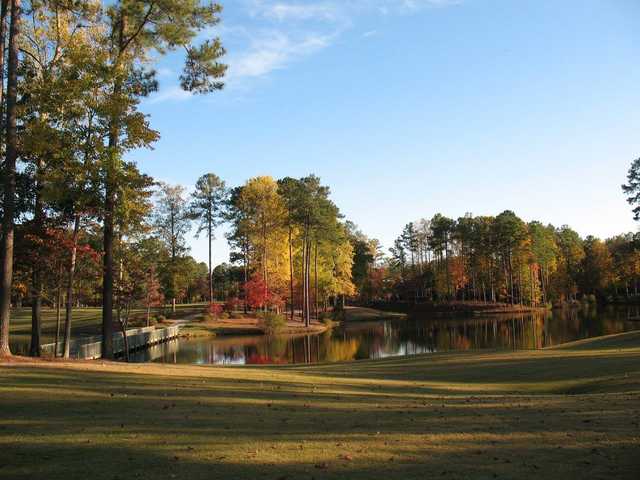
[259,312,286,336]
[224,297,240,313]
[205,302,224,320]
[156,315,166,324]
[219,312,230,320]
[138,317,157,327]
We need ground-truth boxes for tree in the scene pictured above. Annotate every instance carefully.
[18,0,104,357]
[429,214,455,299]
[98,0,226,358]
[580,236,614,298]
[622,157,640,220]
[277,177,304,320]
[237,177,287,313]
[190,173,227,303]
[0,0,21,357]
[154,183,191,313]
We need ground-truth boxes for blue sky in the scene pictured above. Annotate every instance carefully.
[131,0,640,266]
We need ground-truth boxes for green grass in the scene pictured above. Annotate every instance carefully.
[9,304,207,347]
[343,306,407,322]
[1,331,639,479]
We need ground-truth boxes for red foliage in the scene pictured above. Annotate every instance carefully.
[45,227,101,263]
[244,273,269,310]
[207,302,223,319]
[245,354,285,365]
[224,296,240,313]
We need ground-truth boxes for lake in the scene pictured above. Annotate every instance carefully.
[130,305,640,365]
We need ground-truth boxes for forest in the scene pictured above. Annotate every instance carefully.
[350,211,640,308]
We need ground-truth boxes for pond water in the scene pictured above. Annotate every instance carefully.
[129,305,640,365]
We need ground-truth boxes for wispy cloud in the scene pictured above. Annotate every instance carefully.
[249,1,341,22]
[229,29,335,79]
[144,0,462,101]
[147,85,193,105]
[248,0,460,20]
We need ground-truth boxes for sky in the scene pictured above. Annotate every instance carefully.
[131,0,640,266]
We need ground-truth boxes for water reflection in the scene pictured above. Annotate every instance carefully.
[131,305,640,365]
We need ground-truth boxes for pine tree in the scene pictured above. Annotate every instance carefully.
[190,174,227,303]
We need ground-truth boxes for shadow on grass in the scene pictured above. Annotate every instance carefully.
[0,367,639,479]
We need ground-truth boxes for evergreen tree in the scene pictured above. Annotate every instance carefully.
[190,173,227,303]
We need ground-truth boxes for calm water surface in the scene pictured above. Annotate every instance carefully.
[130,306,640,365]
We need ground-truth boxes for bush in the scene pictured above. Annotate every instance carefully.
[138,317,157,327]
[230,312,244,319]
[219,312,230,320]
[201,313,213,323]
[224,297,240,313]
[259,312,286,336]
[156,315,166,324]
[205,302,224,320]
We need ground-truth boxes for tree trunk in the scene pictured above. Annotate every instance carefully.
[102,10,131,360]
[0,0,20,358]
[288,225,294,321]
[305,235,311,327]
[243,242,248,314]
[314,240,318,320]
[208,213,213,304]
[0,0,8,143]
[29,265,42,357]
[63,215,80,359]
[30,157,45,357]
[102,175,115,359]
[54,267,62,357]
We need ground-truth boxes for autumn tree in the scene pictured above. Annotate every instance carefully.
[237,177,287,312]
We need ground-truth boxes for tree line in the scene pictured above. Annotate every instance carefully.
[352,211,640,307]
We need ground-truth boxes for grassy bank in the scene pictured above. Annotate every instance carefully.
[180,316,329,338]
[1,331,639,479]
[371,301,547,316]
[8,305,206,347]
[342,306,407,322]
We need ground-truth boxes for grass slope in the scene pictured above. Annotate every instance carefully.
[9,305,206,346]
[1,332,639,479]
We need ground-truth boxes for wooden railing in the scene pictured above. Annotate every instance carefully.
[41,325,181,360]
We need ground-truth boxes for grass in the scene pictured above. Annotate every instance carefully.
[343,306,407,322]
[1,331,639,479]
[8,305,207,347]
[180,314,328,338]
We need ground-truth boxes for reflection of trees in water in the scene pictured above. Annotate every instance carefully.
[130,338,181,363]
[139,306,637,365]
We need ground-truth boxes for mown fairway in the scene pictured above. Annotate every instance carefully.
[1,332,639,480]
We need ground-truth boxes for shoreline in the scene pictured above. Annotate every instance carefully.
[177,316,330,339]
[369,301,549,316]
